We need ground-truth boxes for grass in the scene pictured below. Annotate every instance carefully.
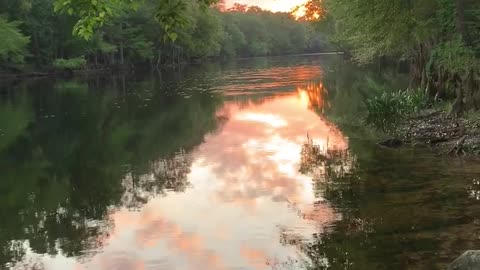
[53,57,87,70]
[365,88,428,129]
[465,109,480,124]
[431,100,453,115]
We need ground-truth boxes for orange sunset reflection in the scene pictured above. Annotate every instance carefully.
[17,77,351,270]
[297,82,329,111]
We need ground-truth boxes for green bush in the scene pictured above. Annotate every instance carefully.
[365,88,428,128]
[53,57,87,70]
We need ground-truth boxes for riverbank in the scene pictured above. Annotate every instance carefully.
[0,65,135,80]
[380,109,480,156]
[0,52,347,80]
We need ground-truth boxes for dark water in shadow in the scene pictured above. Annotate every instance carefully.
[0,56,479,270]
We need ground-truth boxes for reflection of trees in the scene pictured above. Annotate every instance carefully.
[300,137,356,183]
[295,63,411,269]
[0,73,223,267]
[295,63,401,269]
[299,131,480,269]
[297,81,329,112]
[122,149,193,209]
[320,61,409,131]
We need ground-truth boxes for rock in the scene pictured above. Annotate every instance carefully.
[378,138,403,148]
[449,250,480,270]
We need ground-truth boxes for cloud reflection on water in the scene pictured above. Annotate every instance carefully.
[76,88,350,270]
[11,72,352,270]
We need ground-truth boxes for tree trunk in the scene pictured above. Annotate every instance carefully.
[120,43,125,65]
[156,48,162,68]
[111,52,115,65]
[463,69,480,111]
[455,0,467,44]
[32,32,41,67]
[451,88,463,115]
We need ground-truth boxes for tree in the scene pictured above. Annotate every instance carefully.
[221,15,246,57]
[227,3,248,12]
[214,0,226,11]
[247,6,263,13]
[53,0,219,40]
[0,0,320,68]
[0,16,30,64]
[305,0,480,113]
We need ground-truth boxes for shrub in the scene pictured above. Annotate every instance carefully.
[365,88,428,128]
[53,57,87,70]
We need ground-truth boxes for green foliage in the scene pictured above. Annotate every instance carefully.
[321,0,423,64]
[431,36,478,74]
[309,0,480,112]
[53,57,87,69]
[221,10,320,58]
[365,88,428,128]
[314,0,480,66]
[97,38,117,54]
[426,0,479,75]
[0,72,224,264]
[175,4,223,58]
[0,0,330,68]
[53,0,219,40]
[0,16,30,64]
[465,109,480,124]
[220,20,246,57]
[122,26,155,61]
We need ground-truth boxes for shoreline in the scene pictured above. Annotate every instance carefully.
[0,52,346,80]
[380,109,480,156]
[0,66,134,80]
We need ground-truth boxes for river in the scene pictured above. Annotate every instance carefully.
[1,56,480,270]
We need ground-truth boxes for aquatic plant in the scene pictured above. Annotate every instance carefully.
[365,88,428,128]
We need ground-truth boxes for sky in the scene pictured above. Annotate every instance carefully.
[225,0,308,13]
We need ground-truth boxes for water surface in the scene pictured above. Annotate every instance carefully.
[1,57,480,270]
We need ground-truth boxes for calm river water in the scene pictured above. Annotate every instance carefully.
[1,56,480,270]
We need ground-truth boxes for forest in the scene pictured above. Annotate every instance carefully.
[0,0,328,72]
[303,0,480,114]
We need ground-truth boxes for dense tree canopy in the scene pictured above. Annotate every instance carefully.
[0,0,330,71]
[53,0,219,40]
[304,0,480,112]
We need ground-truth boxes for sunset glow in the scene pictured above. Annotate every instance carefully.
[292,5,307,18]
[225,0,308,13]
[18,90,347,270]
[297,82,329,111]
